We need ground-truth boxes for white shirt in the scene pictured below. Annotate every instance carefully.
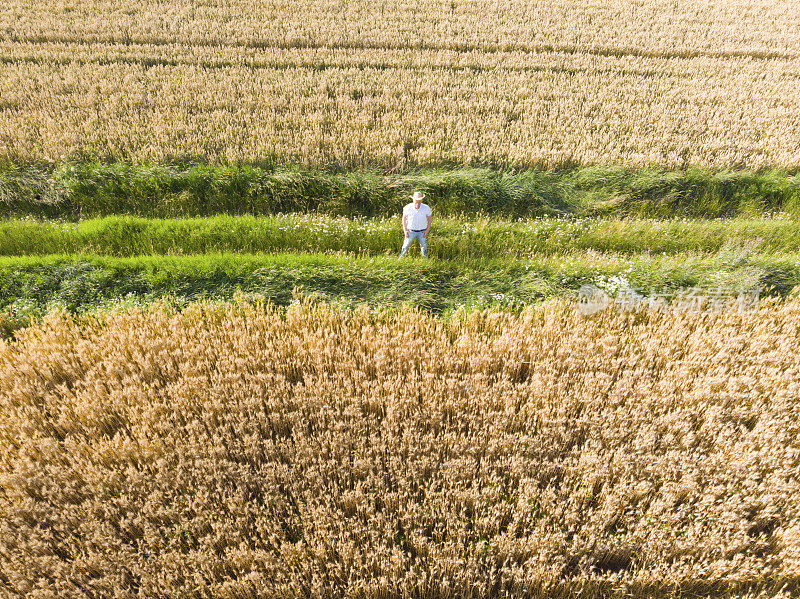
[403,202,432,231]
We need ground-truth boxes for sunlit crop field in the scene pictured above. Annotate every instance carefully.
[2,2,800,596]
[1,297,799,597]
[1,0,800,168]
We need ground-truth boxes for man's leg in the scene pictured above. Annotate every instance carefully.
[419,231,428,258]
[400,233,412,256]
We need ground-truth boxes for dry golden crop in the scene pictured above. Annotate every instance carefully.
[0,1,799,168]
[1,296,799,598]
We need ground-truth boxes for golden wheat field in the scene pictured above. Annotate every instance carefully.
[1,0,800,168]
[0,297,798,598]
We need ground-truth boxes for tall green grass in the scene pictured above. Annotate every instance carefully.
[3,214,800,259]
[1,162,798,219]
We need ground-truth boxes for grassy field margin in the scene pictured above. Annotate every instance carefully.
[3,214,800,258]
[0,250,796,320]
[2,162,798,219]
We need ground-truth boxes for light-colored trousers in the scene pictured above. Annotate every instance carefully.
[400,230,428,257]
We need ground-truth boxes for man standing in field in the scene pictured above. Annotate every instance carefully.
[400,191,432,258]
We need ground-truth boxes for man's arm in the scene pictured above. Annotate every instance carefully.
[402,214,409,237]
[424,214,432,237]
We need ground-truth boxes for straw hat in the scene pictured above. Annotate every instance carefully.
[411,191,426,201]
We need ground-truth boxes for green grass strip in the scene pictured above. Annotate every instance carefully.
[2,215,800,259]
[1,252,798,317]
[1,162,798,219]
